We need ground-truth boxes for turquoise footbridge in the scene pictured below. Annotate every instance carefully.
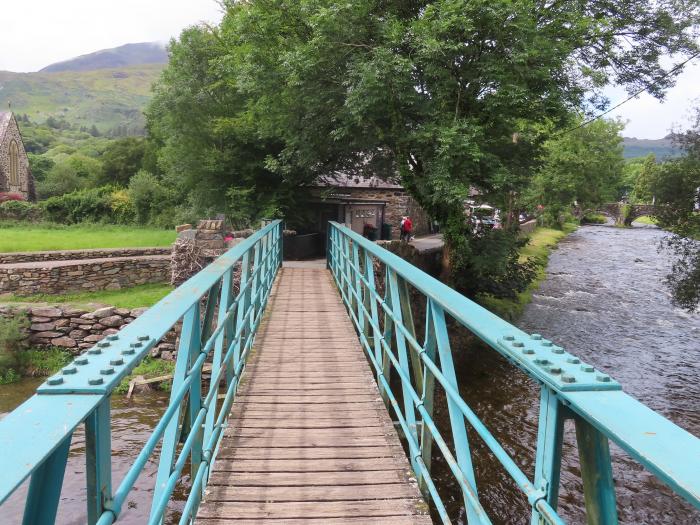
[0,220,697,524]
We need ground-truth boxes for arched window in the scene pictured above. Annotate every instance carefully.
[9,140,19,186]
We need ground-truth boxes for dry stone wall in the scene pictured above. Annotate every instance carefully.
[0,247,170,264]
[0,304,180,359]
[0,255,170,296]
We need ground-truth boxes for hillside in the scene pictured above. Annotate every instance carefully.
[0,64,163,133]
[622,135,681,159]
[40,42,168,73]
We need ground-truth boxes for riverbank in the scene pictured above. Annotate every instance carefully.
[478,223,578,321]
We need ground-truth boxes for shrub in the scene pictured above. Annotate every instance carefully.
[0,314,29,380]
[109,189,136,224]
[128,170,176,226]
[42,186,114,223]
[0,200,43,221]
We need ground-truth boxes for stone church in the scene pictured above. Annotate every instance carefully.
[0,112,35,200]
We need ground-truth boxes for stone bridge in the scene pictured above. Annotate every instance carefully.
[596,202,656,226]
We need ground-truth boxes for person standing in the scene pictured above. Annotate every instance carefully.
[401,215,413,242]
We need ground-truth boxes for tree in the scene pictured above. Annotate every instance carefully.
[632,154,658,203]
[529,118,625,224]
[99,137,146,186]
[27,154,55,182]
[149,0,700,296]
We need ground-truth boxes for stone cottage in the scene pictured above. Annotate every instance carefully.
[311,173,431,239]
[0,112,35,200]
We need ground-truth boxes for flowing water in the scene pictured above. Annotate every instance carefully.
[2,224,699,524]
[0,381,186,524]
[441,224,700,524]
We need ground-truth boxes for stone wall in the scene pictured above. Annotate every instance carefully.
[0,247,170,264]
[0,304,179,358]
[0,255,171,296]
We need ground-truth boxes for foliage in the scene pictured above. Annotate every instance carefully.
[115,357,176,394]
[109,189,137,224]
[128,170,177,226]
[632,154,658,203]
[581,213,607,224]
[42,186,117,223]
[27,153,55,182]
[18,348,71,377]
[0,223,175,252]
[0,200,43,222]
[0,314,29,379]
[99,137,147,186]
[37,160,88,199]
[478,223,578,320]
[529,119,625,217]
[148,0,698,296]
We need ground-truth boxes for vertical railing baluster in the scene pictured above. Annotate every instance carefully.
[248,241,262,338]
[380,265,394,406]
[531,386,565,525]
[575,417,619,525]
[22,433,72,525]
[363,250,381,371]
[85,397,112,524]
[232,251,251,382]
[151,303,201,523]
[386,269,420,473]
[419,298,437,497]
[202,268,233,492]
[352,242,365,330]
[430,300,482,524]
[398,277,424,395]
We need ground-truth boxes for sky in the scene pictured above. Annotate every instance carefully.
[0,0,697,139]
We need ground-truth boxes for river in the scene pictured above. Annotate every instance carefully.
[2,224,699,524]
[440,223,700,524]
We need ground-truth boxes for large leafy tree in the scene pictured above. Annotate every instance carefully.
[148,0,699,294]
[528,118,625,223]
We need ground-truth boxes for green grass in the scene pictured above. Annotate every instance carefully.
[0,283,174,310]
[0,223,176,252]
[19,348,72,377]
[115,357,176,394]
[478,223,578,321]
[633,215,658,225]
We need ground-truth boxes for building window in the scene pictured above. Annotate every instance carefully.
[9,140,19,186]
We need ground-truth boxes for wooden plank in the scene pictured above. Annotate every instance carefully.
[203,483,419,502]
[197,500,428,520]
[213,457,403,473]
[207,470,408,487]
[197,266,430,525]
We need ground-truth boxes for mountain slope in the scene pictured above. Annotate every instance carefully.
[40,42,168,73]
[0,64,163,133]
[622,135,681,159]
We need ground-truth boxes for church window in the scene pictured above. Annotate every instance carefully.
[9,140,20,186]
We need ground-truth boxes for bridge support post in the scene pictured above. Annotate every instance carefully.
[22,433,72,525]
[418,300,437,498]
[430,301,481,524]
[531,386,565,525]
[85,397,113,524]
[575,416,619,525]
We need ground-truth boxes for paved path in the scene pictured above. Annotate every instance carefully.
[196,265,431,524]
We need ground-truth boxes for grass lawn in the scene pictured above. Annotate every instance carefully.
[478,223,578,321]
[633,215,658,225]
[0,283,174,310]
[0,224,176,252]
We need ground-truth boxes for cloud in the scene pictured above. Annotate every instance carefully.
[0,0,224,72]
[604,60,700,139]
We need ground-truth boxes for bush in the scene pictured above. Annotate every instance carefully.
[581,213,607,224]
[42,186,115,223]
[109,189,136,224]
[0,314,29,381]
[0,200,43,221]
[128,170,176,227]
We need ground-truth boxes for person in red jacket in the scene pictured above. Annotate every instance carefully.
[400,215,413,242]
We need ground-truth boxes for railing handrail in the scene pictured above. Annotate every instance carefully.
[327,221,700,523]
[0,220,284,525]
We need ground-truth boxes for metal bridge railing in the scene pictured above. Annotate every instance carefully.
[0,220,283,525]
[327,221,700,524]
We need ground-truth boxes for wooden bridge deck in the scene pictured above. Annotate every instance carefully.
[196,265,431,524]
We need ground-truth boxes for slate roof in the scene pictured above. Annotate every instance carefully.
[316,172,403,189]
